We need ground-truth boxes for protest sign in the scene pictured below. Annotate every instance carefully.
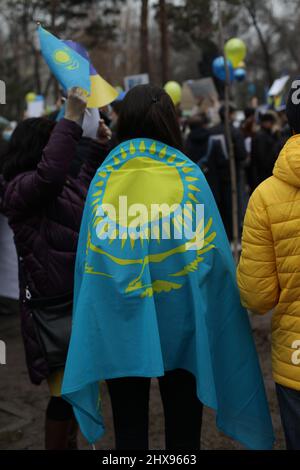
[124,74,149,91]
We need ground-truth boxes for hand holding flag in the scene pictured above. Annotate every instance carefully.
[65,87,87,124]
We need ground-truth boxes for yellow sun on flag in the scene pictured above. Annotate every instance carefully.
[53,50,71,64]
[102,157,184,224]
[53,49,79,71]
[91,139,204,249]
[86,138,217,298]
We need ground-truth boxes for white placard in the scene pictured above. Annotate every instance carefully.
[124,74,150,91]
[268,76,290,97]
[27,100,45,117]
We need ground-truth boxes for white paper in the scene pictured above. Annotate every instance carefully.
[27,100,45,117]
[268,76,290,97]
[82,108,100,139]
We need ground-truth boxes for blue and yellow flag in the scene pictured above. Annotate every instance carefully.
[38,26,90,93]
[63,40,118,108]
[62,139,274,449]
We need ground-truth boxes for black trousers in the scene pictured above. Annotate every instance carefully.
[106,369,203,450]
[276,383,300,450]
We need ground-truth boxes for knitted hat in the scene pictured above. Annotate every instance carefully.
[286,79,300,134]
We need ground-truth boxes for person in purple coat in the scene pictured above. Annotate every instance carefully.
[0,88,111,449]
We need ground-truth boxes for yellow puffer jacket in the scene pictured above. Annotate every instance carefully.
[238,134,300,391]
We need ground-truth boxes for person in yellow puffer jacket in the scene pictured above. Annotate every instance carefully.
[237,80,300,450]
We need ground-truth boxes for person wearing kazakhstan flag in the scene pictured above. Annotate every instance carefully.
[62,84,275,450]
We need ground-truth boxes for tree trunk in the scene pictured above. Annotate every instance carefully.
[159,0,169,85]
[51,0,58,33]
[246,6,274,86]
[51,0,60,100]
[21,2,42,96]
[217,0,239,262]
[140,0,150,75]
[32,46,42,95]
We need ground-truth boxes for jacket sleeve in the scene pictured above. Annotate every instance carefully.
[6,118,82,212]
[0,175,5,214]
[237,188,279,313]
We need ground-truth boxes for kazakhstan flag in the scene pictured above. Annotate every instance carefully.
[62,139,274,449]
[38,26,90,93]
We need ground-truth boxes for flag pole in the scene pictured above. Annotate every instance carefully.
[217,0,239,262]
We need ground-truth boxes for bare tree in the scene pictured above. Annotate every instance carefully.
[50,0,59,99]
[140,0,150,75]
[159,0,169,84]
[218,0,239,261]
[241,0,274,86]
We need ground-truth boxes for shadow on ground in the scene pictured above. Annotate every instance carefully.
[0,312,285,450]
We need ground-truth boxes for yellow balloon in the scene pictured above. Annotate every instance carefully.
[25,92,36,103]
[224,38,247,69]
[164,81,182,106]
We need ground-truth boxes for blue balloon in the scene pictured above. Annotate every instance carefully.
[234,68,246,82]
[212,56,234,82]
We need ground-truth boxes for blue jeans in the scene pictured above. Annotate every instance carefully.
[276,383,300,450]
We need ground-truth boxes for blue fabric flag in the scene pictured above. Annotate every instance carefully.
[38,26,90,93]
[62,139,275,449]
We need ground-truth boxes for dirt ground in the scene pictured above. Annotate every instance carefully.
[0,311,285,450]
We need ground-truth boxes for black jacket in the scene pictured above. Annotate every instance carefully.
[251,128,279,190]
[185,127,210,164]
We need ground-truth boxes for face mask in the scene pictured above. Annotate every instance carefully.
[2,130,13,142]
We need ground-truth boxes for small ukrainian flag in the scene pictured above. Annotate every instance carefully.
[38,26,91,94]
[64,40,118,108]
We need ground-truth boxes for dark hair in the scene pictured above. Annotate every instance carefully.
[187,113,210,130]
[244,107,255,119]
[259,112,276,124]
[219,103,236,122]
[110,100,123,116]
[1,118,55,181]
[116,84,183,151]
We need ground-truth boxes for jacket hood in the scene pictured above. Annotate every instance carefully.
[188,127,210,144]
[273,134,300,188]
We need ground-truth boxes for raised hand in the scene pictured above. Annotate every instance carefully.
[96,119,112,145]
[65,87,87,124]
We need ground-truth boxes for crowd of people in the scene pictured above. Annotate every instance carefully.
[0,82,299,451]
[184,102,291,240]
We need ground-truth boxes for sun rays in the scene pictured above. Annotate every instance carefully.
[83,138,217,298]
[90,139,202,249]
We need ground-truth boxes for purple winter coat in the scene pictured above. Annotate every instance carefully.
[2,118,109,385]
